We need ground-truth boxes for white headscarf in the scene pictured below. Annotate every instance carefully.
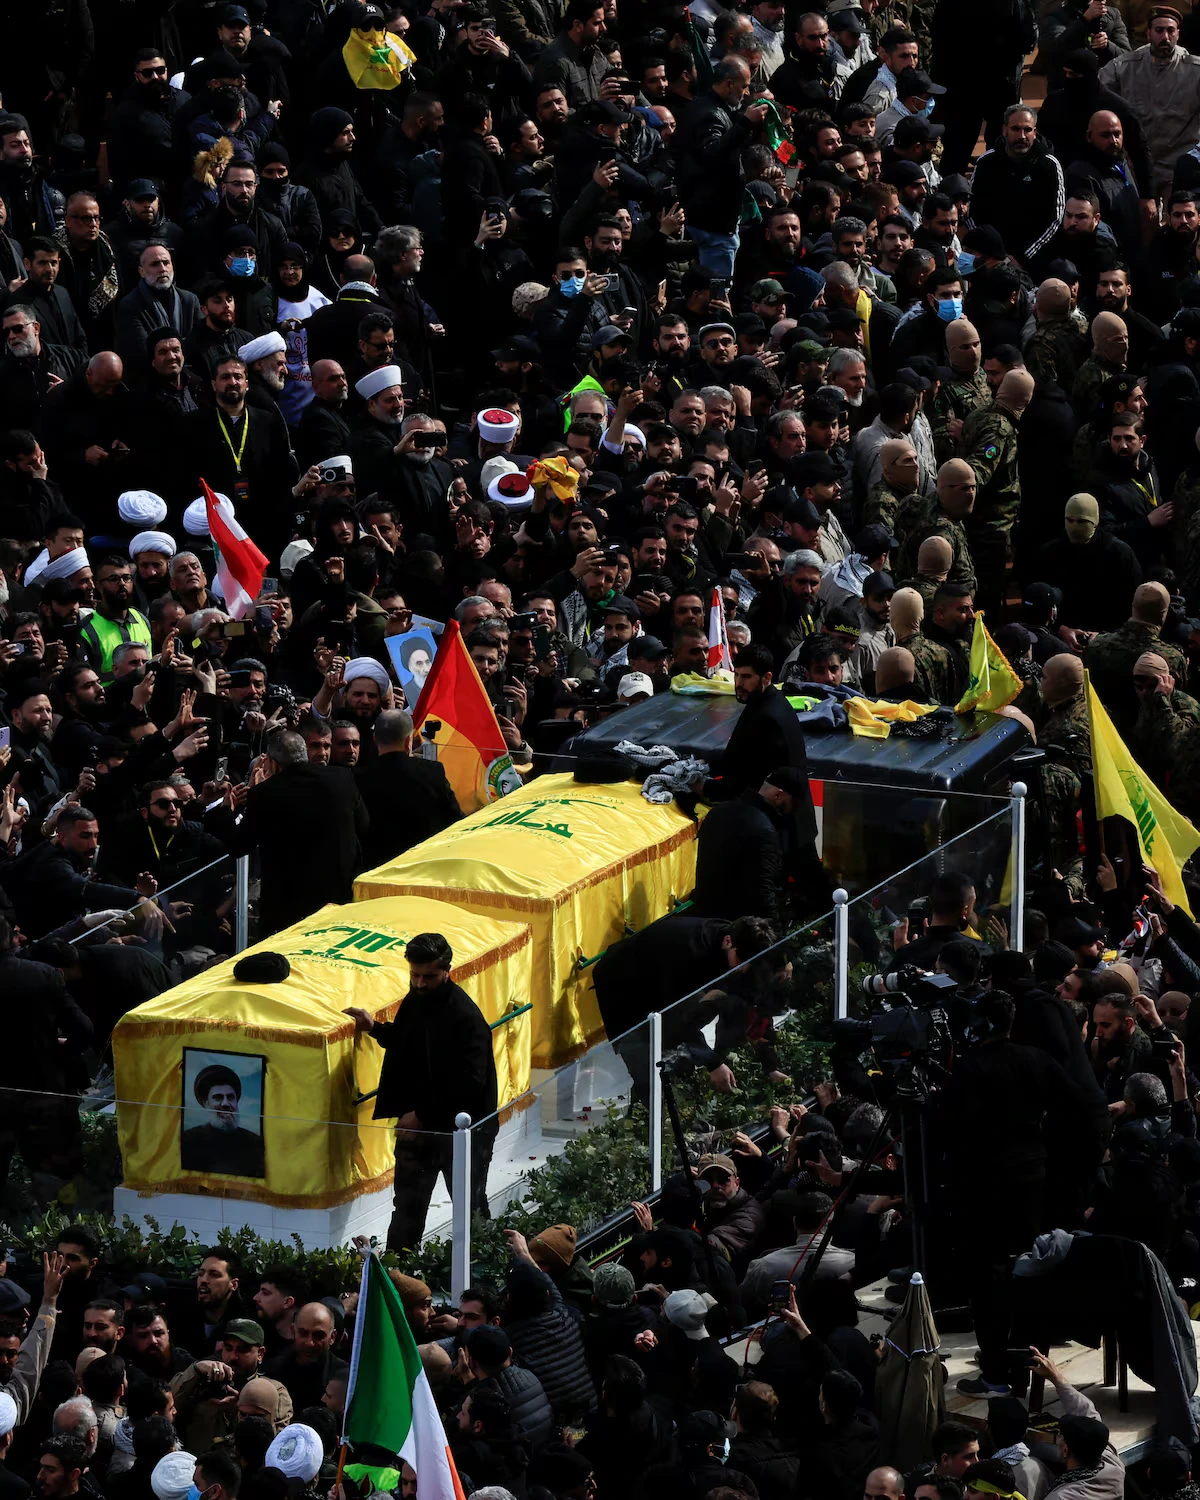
[264,1425,324,1482]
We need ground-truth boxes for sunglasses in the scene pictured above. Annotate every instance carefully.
[150,798,178,810]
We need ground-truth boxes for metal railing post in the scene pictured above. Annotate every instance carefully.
[235,855,250,953]
[451,1113,473,1300]
[833,888,849,1022]
[1010,782,1027,952]
[648,1012,663,1194]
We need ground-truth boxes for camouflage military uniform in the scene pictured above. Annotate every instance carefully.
[862,480,911,532]
[1071,422,1102,492]
[1170,463,1200,602]
[893,492,977,594]
[1025,316,1090,393]
[1085,620,1188,737]
[1042,762,1086,894]
[1132,689,1200,822]
[1132,688,1200,795]
[960,401,1020,612]
[929,368,989,465]
[896,628,958,705]
[1071,355,1124,423]
[897,573,943,606]
[1037,688,1092,773]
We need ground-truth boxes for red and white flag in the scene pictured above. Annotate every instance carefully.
[707,586,733,672]
[201,478,268,619]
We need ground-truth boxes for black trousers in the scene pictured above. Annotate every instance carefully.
[939,64,1024,175]
[966,1183,1043,1385]
[387,1126,496,1254]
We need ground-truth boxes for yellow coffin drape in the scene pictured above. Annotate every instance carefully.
[112,897,532,1207]
[354,774,700,1067]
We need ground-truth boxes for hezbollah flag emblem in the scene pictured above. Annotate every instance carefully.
[343,25,416,90]
[955,611,1021,715]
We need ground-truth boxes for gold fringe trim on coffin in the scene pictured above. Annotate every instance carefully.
[121,1166,396,1210]
[358,821,698,911]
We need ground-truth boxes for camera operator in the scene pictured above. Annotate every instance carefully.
[889,873,990,974]
[948,992,1099,1399]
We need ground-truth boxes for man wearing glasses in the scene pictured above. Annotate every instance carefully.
[54,193,121,352]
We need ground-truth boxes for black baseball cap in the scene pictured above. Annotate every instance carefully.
[125,178,158,200]
[492,334,541,363]
[629,634,669,661]
[862,569,896,597]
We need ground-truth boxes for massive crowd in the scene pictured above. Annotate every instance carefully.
[4,0,1200,1490]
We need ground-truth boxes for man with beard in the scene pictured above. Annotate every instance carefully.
[346,931,498,1252]
[183,280,251,372]
[1089,259,1164,371]
[746,550,824,673]
[81,1303,124,1357]
[1091,988,1157,1100]
[254,147,322,253]
[54,193,121,354]
[348,366,408,499]
[1136,189,1200,324]
[297,360,351,468]
[1066,113,1143,260]
[181,1067,265,1179]
[388,413,454,546]
[1034,189,1111,295]
[170,1322,284,1455]
[5,680,67,809]
[370,94,445,221]
[0,118,64,245]
[106,52,188,193]
[296,108,381,238]
[16,240,87,356]
[0,430,62,544]
[238,332,288,413]
[1101,7,1200,194]
[80,558,152,684]
[185,355,299,561]
[770,13,839,113]
[969,107,1066,270]
[116,245,200,366]
[120,1306,193,1386]
[4,804,144,941]
[0,305,85,433]
[173,1253,247,1361]
[127,531,175,612]
[190,160,288,285]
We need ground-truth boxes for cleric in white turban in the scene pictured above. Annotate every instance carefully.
[117,490,169,528]
[40,547,92,583]
[128,530,177,560]
[342,657,391,696]
[264,1425,324,1483]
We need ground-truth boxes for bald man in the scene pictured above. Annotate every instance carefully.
[862,438,920,531]
[898,535,953,605]
[1064,112,1143,262]
[1085,578,1188,733]
[1026,278,1090,392]
[1130,648,1200,794]
[894,457,977,593]
[931,319,989,464]
[958,371,1034,611]
[1071,311,1129,424]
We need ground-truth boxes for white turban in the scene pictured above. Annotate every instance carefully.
[150,1452,197,1500]
[355,365,403,401]
[118,489,168,526]
[279,538,313,578]
[129,530,177,559]
[22,548,51,586]
[265,1425,324,1482]
[343,657,391,694]
[183,499,214,537]
[0,1392,16,1439]
[40,547,90,583]
[238,331,286,364]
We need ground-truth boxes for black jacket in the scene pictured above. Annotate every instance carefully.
[224,762,367,934]
[505,1262,595,1419]
[1094,443,1166,567]
[0,844,138,941]
[673,88,757,233]
[116,280,202,365]
[441,132,506,247]
[295,152,382,238]
[1039,77,1155,199]
[0,954,92,1095]
[1033,530,1142,633]
[802,1412,882,1500]
[368,977,498,1132]
[691,789,787,927]
[187,199,289,281]
[593,914,730,1040]
[703,684,817,844]
[1064,146,1142,258]
[106,82,190,192]
[355,753,461,870]
[969,137,1066,266]
[726,1433,798,1500]
[485,1365,555,1452]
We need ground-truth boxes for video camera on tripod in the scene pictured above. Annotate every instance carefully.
[832,967,961,1101]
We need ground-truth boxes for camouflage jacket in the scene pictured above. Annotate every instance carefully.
[1085,619,1188,736]
[897,627,958,705]
[929,368,989,465]
[959,403,1021,532]
[1037,687,1092,773]
[861,480,911,532]
[1025,316,1090,392]
[1170,462,1200,600]
[896,573,943,606]
[893,491,977,593]
[1132,688,1200,821]
[1072,354,1124,422]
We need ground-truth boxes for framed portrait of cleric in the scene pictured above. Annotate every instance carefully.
[385,627,439,702]
[181,1049,266,1178]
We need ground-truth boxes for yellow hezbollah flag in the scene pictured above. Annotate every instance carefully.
[955,612,1021,714]
[1086,675,1200,914]
[342,26,415,90]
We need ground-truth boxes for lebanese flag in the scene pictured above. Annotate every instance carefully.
[707,586,733,672]
[201,477,268,620]
[411,620,520,812]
